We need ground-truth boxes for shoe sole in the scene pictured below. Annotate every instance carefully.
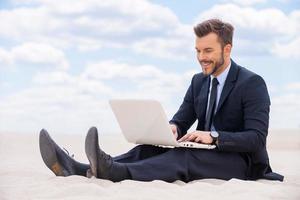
[85,127,99,178]
[39,129,65,176]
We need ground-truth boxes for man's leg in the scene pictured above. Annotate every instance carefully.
[187,149,248,181]
[85,127,178,181]
[39,128,170,178]
[126,147,190,182]
[117,148,248,182]
[85,127,189,182]
[85,127,132,181]
[85,127,248,182]
[39,129,90,177]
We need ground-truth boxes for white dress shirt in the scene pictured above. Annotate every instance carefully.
[206,61,231,131]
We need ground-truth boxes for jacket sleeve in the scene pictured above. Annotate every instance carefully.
[169,75,197,138]
[217,75,271,152]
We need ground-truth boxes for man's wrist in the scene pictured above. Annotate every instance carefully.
[210,131,219,145]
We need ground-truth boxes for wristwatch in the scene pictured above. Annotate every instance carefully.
[210,131,219,145]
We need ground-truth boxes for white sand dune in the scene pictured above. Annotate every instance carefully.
[0,130,300,200]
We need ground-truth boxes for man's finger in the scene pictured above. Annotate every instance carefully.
[178,133,190,142]
[194,136,202,143]
[186,134,197,142]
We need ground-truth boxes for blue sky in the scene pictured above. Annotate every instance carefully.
[0,0,299,135]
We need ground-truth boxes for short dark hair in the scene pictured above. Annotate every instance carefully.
[194,19,234,47]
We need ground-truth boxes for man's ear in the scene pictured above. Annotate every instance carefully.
[224,44,232,56]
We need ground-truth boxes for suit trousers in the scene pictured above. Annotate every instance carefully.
[113,145,248,182]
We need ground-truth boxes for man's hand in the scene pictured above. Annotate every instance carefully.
[178,131,213,144]
[170,124,178,139]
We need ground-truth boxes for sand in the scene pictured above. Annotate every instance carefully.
[0,130,300,200]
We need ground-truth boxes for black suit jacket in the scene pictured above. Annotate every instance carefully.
[170,60,283,181]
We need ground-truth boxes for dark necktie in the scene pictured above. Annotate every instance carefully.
[204,77,219,131]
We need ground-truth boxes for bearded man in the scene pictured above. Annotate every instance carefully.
[39,19,283,182]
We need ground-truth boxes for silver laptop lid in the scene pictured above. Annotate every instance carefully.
[109,99,178,146]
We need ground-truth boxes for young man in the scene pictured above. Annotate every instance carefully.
[39,19,283,182]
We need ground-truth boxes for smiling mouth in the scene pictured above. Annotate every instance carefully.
[201,61,212,68]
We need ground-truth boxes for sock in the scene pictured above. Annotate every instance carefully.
[74,161,90,176]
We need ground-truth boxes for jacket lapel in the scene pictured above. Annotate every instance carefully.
[216,60,239,113]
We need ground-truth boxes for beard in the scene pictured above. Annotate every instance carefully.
[200,51,225,76]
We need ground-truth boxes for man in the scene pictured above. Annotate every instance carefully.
[39,19,283,182]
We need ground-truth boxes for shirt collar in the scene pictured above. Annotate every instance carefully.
[210,61,231,86]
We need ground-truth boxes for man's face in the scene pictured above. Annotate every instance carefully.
[195,33,228,76]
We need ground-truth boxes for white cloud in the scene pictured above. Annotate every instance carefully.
[32,70,113,95]
[0,7,65,38]
[225,0,267,6]
[36,0,180,30]
[0,85,111,134]
[272,37,300,59]
[195,4,300,58]
[0,48,14,66]
[12,43,69,69]
[284,82,300,91]
[2,59,298,133]
[0,43,69,69]
[270,93,300,129]
[0,0,190,59]
[32,71,74,85]
[82,60,162,80]
[268,81,300,129]
[0,68,115,134]
[1,0,298,135]
[82,60,193,95]
[196,4,296,35]
[0,82,10,89]
[0,60,195,134]
[132,36,193,60]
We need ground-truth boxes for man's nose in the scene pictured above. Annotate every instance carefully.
[197,52,206,61]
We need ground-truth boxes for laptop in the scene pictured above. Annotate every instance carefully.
[109,99,216,149]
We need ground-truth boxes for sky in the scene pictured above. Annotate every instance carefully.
[0,0,299,135]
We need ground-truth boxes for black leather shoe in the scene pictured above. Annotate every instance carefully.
[39,129,77,176]
[85,127,113,179]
